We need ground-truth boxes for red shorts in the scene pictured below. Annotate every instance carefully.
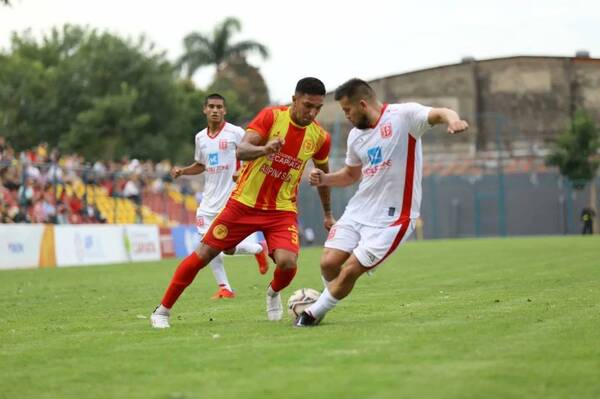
[203,199,300,255]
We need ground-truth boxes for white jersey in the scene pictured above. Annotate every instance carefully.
[342,103,432,227]
[194,122,244,215]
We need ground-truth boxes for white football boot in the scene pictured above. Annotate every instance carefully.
[266,289,283,321]
[150,306,170,329]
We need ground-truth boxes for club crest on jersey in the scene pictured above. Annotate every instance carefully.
[213,224,228,240]
[380,123,393,138]
[303,138,315,154]
[219,139,228,150]
[208,152,219,166]
[367,146,382,165]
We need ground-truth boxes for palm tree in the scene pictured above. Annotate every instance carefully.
[177,17,269,79]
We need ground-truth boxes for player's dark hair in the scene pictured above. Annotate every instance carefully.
[295,77,326,96]
[334,78,375,102]
[204,93,226,106]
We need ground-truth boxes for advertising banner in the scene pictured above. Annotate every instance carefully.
[54,225,128,267]
[0,224,45,269]
[124,224,161,262]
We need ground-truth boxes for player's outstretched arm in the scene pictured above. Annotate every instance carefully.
[170,162,205,179]
[427,108,469,134]
[236,131,283,161]
[309,164,361,188]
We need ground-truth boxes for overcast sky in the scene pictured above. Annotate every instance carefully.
[1,0,599,103]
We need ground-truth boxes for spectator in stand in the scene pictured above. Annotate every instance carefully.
[0,177,10,203]
[18,177,35,207]
[63,154,82,183]
[46,162,63,184]
[93,160,107,178]
[123,173,142,222]
[42,192,57,223]
[65,192,83,224]
[55,201,70,224]
[1,144,16,164]
[36,142,49,163]
[25,163,42,183]
[13,205,30,223]
[123,174,141,203]
[83,203,106,224]
[3,166,20,191]
[0,198,13,223]
[31,191,46,223]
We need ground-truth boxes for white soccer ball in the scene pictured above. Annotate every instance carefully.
[287,288,320,318]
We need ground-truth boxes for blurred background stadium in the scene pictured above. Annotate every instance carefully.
[0,4,599,264]
[2,2,600,398]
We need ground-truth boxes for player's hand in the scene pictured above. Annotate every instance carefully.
[323,214,336,231]
[309,168,327,186]
[170,167,183,179]
[448,120,469,134]
[263,138,284,155]
[232,170,240,182]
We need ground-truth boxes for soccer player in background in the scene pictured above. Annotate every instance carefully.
[170,93,269,300]
[296,78,469,326]
[151,77,334,328]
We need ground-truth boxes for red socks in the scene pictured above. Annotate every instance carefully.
[270,267,297,292]
[161,252,206,308]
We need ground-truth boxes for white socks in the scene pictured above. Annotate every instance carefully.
[209,253,232,291]
[234,242,263,255]
[306,287,339,319]
[267,285,278,297]
[154,304,170,316]
[321,274,331,289]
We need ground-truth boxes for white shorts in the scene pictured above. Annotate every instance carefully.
[324,216,415,268]
[196,210,216,236]
[196,210,261,246]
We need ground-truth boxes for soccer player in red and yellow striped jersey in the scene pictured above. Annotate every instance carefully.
[151,77,334,328]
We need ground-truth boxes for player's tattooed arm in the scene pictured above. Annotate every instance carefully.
[236,131,283,160]
[427,108,469,134]
[171,162,205,179]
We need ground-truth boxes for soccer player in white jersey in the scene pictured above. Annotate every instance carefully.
[169,93,269,301]
[296,78,469,326]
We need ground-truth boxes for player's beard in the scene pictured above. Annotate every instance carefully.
[355,114,371,130]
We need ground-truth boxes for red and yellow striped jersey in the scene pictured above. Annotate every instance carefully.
[231,106,331,212]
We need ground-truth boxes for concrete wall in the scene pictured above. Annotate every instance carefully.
[318,56,600,158]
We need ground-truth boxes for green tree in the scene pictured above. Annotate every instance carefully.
[209,54,270,119]
[546,111,600,230]
[177,17,269,79]
[0,25,215,162]
[546,111,600,189]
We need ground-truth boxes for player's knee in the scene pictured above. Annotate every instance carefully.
[195,244,220,263]
[275,257,296,270]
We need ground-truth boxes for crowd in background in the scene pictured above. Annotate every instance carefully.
[0,136,200,224]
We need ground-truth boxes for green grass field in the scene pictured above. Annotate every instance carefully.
[1,236,599,399]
